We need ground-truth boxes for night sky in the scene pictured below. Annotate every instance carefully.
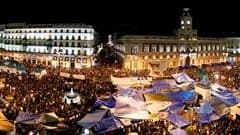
[1,1,240,42]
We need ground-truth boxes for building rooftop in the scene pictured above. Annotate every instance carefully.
[4,23,93,29]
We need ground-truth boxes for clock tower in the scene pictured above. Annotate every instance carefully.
[177,8,197,40]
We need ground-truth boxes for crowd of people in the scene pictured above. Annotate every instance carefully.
[0,59,239,134]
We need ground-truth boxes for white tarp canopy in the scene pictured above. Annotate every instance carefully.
[111,75,152,86]
[172,72,194,83]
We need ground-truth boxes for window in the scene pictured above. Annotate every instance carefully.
[72,36,75,40]
[66,50,68,55]
[49,30,52,33]
[72,42,75,46]
[152,46,157,53]
[39,30,41,33]
[72,30,75,33]
[60,36,63,40]
[84,30,87,33]
[60,29,63,33]
[66,36,69,40]
[83,50,87,56]
[54,42,57,46]
[78,50,81,55]
[44,30,46,33]
[66,29,69,33]
[78,30,81,33]
[54,36,57,40]
[132,47,138,54]
[66,42,69,47]
[144,46,149,53]
[78,42,81,47]
[59,42,63,47]
[78,36,81,40]
[84,36,87,40]
[71,49,74,55]
[55,29,57,33]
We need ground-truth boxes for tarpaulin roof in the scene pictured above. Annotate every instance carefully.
[167,113,190,127]
[152,79,177,90]
[194,102,213,114]
[164,90,196,102]
[15,111,39,125]
[168,102,185,113]
[77,110,109,128]
[94,96,116,108]
[170,128,188,135]
[172,72,194,83]
[199,113,220,124]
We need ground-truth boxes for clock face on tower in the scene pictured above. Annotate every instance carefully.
[187,20,191,24]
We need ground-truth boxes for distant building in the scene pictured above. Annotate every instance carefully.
[0,23,96,69]
[116,8,240,72]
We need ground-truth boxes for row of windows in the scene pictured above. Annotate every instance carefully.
[5,29,93,34]
[131,45,226,54]
[2,35,88,40]
[130,53,221,60]
[53,56,87,63]
[3,41,89,47]
[53,49,87,55]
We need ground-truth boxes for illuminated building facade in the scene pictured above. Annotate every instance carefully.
[0,23,96,69]
[116,8,240,72]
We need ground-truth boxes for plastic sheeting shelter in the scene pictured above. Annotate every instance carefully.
[172,72,194,83]
[0,60,27,74]
[167,113,190,127]
[164,90,196,102]
[94,96,116,108]
[78,109,122,133]
[15,111,39,125]
[199,113,220,124]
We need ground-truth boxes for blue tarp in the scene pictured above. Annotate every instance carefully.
[152,79,177,90]
[165,90,196,102]
[195,102,213,114]
[199,113,220,124]
[15,112,39,125]
[77,110,109,128]
[95,116,120,133]
[168,102,185,113]
[167,113,190,127]
[2,60,27,74]
[94,96,116,108]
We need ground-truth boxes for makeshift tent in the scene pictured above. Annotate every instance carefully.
[194,102,214,114]
[77,109,122,133]
[0,60,27,74]
[172,72,194,83]
[94,96,116,108]
[113,104,150,119]
[167,113,190,127]
[15,111,39,125]
[0,110,13,131]
[39,112,60,124]
[164,90,196,102]
[199,113,220,124]
[31,68,47,79]
[168,102,185,113]
[179,109,199,123]
[210,84,238,106]
[152,79,177,91]
[170,128,188,135]
[209,96,230,116]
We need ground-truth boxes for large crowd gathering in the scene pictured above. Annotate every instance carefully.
[0,58,239,134]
